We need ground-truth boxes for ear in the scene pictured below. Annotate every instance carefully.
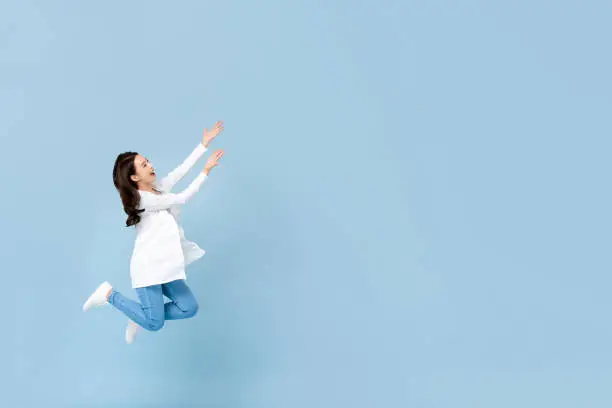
[130,174,140,183]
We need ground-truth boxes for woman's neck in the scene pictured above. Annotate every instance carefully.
[138,182,155,192]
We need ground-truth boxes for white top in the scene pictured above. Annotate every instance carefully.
[129,143,209,288]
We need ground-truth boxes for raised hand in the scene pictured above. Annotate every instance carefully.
[202,121,224,147]
[203,149,224,175]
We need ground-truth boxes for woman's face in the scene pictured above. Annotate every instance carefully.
[131,154,157,186]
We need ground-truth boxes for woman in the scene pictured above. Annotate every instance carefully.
[82,121,225,344]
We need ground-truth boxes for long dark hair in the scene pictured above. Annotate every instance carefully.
[112,152,145,227]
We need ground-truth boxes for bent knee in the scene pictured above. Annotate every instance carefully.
[145,319,165,332]
[185,301,199,318]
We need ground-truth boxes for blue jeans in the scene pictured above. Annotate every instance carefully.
[108,279,199,331]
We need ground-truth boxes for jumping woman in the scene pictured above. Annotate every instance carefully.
[82,121,225,344]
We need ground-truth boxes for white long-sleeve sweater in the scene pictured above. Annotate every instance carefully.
[129,143,208,288]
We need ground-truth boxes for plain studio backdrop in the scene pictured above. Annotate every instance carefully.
[1,1,611,407]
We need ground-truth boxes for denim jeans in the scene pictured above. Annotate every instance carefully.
[108,279,199,331]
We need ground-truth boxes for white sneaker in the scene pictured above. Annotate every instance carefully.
[126,320,142,344]
[82,281,112,312]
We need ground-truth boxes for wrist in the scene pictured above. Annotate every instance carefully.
[203,168,211,176]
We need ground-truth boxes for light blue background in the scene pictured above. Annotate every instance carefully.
[1,1,611,407]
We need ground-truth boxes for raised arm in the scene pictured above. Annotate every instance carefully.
[142,173,209,211]
[157,121,224,192]
[141,148,225,212]
[157,143,207,193]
